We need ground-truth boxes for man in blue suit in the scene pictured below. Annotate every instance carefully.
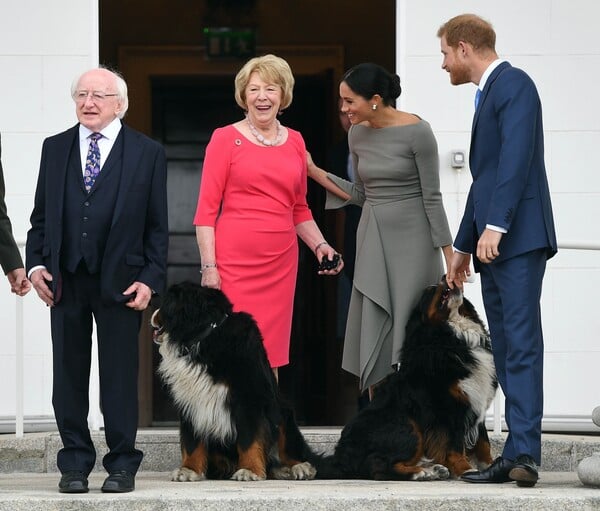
[438,14,557,487]
[26,68,168,493]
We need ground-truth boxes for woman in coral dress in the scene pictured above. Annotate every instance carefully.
[194,54,342,378]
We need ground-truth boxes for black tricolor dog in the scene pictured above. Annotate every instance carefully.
[313,277,498,480]
[151,281,315,481]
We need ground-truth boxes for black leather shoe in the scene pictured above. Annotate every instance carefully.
[101,470,135,493]
[58,471,89,493]
[509,454,539,487]
[461,457,515,483]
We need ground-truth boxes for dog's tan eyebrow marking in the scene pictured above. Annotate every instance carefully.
[426,286,444,321]
[449,382,469,403]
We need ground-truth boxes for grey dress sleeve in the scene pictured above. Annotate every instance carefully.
[324,126,365,210]
[413,122,453,248]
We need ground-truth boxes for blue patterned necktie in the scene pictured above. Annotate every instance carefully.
[84,132,102,192]
[474,88,482,110]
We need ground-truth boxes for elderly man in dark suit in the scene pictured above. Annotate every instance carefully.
[438,14,557,488]
[26,68,168,494]
[0,135,30,296]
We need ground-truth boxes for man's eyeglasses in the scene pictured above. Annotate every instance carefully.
[73,91,119,103]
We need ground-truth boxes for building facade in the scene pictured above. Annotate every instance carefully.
[1,0,598,432]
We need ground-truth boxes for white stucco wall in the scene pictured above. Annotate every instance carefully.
[0,0,98,426]
[1,0,598,431]
[398,0,600,430]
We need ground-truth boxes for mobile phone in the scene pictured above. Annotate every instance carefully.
[318,254,340,271]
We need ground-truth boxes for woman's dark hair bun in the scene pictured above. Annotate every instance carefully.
[342,62,401,107]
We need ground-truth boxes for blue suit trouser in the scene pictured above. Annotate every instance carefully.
[479,249,547,464]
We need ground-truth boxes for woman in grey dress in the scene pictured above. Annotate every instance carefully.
[308,63,453,396]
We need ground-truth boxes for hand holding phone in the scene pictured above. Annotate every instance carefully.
[318,253,341,271]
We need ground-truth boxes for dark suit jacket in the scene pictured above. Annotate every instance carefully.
[0,134,24,274]
[454,62,557,267]
[26,123,168,302]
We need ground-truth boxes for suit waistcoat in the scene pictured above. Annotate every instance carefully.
[61,133,124,274]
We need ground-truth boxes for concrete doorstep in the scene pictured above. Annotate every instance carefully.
[0,471,598,511]
[0,429,599,511]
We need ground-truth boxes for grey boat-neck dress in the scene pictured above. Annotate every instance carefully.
[325,120,452,390]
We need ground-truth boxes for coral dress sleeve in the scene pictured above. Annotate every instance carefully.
[193,127,231,226]
[290,132,313,226]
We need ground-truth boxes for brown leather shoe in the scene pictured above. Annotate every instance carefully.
[509,454,539,487]
[461,457,515,483]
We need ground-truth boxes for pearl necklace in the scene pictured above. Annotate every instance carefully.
[246,116,282,147]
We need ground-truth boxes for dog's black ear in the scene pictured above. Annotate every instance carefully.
[406,286,433,337]
[161,281,207,337]
[202,287,234,316]
[160,281,235,343]
[419,286,437,317]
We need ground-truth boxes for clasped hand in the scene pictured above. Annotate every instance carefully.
[316,245,344,275]
[7,268,31,296]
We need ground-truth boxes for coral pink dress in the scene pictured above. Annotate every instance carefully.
[193,124,313,367]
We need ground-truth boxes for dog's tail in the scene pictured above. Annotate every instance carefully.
[278,403,319,460]
[310,453,348,479]
[278,402,346,478]
[282,434,345,479]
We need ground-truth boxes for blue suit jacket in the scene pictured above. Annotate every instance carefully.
[26,123,169,303]
[454,62,557,267]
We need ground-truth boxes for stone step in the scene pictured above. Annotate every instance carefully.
[0,471,598,511]
[1,428,600,474]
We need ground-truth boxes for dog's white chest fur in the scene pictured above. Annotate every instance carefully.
[447,311,497,424]
[158,340,236,443]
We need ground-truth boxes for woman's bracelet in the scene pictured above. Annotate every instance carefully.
[314,241,329,253]
[200,263,218,273]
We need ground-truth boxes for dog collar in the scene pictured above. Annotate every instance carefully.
[183,313,229,355]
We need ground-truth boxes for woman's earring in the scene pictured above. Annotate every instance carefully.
[372,104,377,111]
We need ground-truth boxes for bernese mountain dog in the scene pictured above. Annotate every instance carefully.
[313,277,498,480]
[151,281,316,482]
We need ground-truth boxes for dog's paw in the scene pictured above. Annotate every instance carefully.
[411,464,450,481]
[411,469,432,481]
[432,464,450,480]
[231,468,265,481]
[475,460,492,471]
[291,462,317,480]
[270,462,316,480]
[171,467,206,482]
[270,466,293,480]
